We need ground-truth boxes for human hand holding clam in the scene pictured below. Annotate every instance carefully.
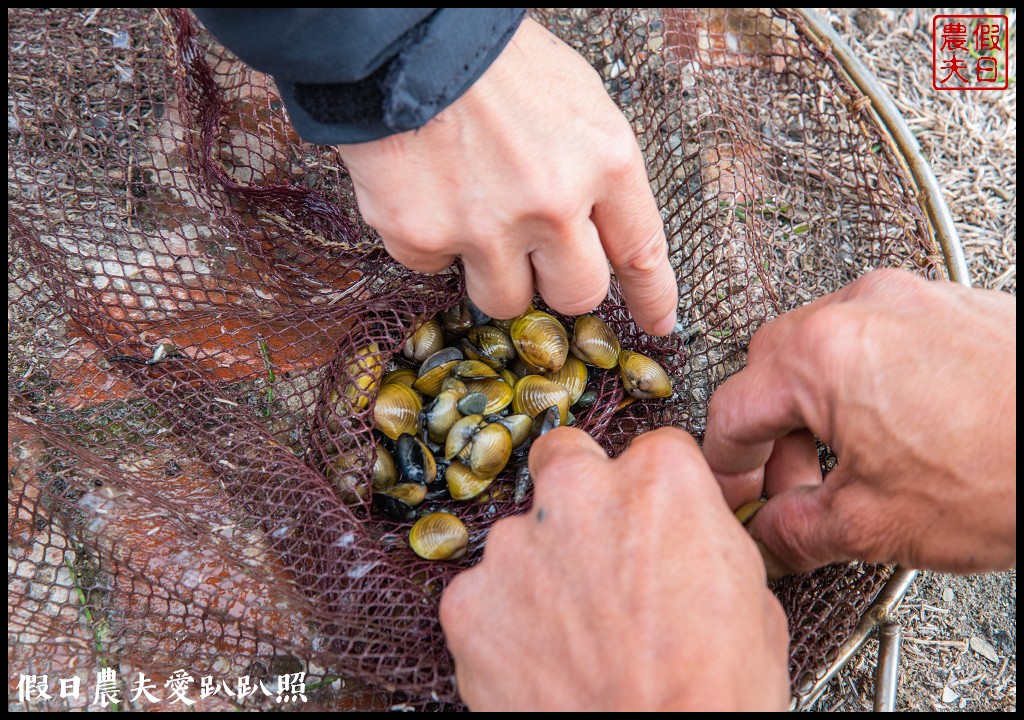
[337,18,678,335]
[440,426,790,711]
[703,269,1016,576]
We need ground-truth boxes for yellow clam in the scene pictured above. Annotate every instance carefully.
[463,422,512,480]
[372,444,398,491]
[413,359,459,397]
[403,319,445,363]
[382,368,418,389]
[422,389,463,445]
[326,451,370,503]
[445,414,486,461]
[445,460,496,501]
[409,511,469,561]
[492,413,533,450]
[490,303,533,333]
[373,383,422,440]
[511,375,570,423]
[451,360,499,381]
[463,377,514,414]
[618,351,673,399]
[462,326,516,369]
[543,355,588,405]
[510,311,569,373]
[570,315,621,369]
[338,344,385,411]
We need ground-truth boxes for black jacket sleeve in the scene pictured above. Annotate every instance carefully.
[193,8,526,145]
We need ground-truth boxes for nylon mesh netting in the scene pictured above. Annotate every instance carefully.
[9,8,943,710]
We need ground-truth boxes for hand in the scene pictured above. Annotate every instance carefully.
[703,269,1016,575]
[337,18,678,335]
[440,427,790,711]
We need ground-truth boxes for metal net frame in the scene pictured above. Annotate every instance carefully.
[9,8,946,710]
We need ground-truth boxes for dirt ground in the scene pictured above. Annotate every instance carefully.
[807,8,1016,712]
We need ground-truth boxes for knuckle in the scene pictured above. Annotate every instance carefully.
[617,227,669,276]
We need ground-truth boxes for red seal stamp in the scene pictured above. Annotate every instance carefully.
[932,14,1009,90]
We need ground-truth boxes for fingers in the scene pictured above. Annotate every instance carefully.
[703,357,807,479]
[763,430,821,497]
[527,426,608,493]
[745,478,849,575]
[530,218,611,317]
[593,147,678,336]
[461,243,536,320]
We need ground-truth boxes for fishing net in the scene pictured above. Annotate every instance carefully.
[9,8,944,710]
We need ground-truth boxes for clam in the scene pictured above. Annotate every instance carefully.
[439,376,468,397]
[491,413,533,450]
[382,368,418,390]
[445,460,495,501]
[419,346,464,375]
[441,298,490,337]
[338,344,385,411]
[511,375,570,422]
[413,359,459,397]
[463,377,514,414]
[451,360,498,381]
[326,451,371,503]
[372,444,398,491]
[374,482,427,521]
[403,319,445,363]
[543,355,588,405]
[445,414,486,461]
[464,422,512,480]
[373,383,422,440]
[409,511,469,561]
[570,315,621,369]
[618,351,673,399]
[421,389,462,445]
[510,311,569,373]
[576,389,598,408]
[396,433,438,485]
[462,326,515,369]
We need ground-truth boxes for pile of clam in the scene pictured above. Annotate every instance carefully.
[328,300,672,562]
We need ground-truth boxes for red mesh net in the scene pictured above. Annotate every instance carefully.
[9,8,943,710]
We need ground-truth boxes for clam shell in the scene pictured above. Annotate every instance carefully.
[373,383,422,440]
[463,377,514,414]
[422,389,462,445]
[570,315,621,369]
[451,360,499,381]
[382,368,418,389]
[396,433,438,485]
[510,311,569,373]
[374,483,427,521]
[403,319,445,363]
[618,351,673,399]
[445,461,495,501]
[544,355,588,405]
[338,344,385,412]
[409,511,469,561]
[462,326,515,369]
[511,375,570,422]
[413,360,458,397]
[492,414,533,450]
[466,422,512,480]
[445,414,485,461]
[372,444,398,491]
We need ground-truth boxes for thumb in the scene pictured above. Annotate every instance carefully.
[746,477,853,577]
